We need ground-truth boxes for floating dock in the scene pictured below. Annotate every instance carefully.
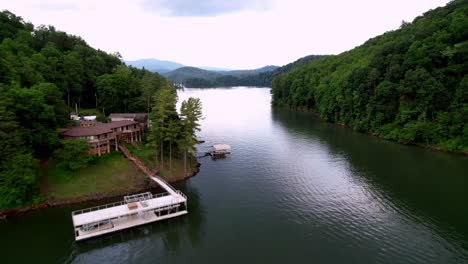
[210,144,231,155]
[71,176,187,241]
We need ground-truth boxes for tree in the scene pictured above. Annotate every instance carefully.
[53,140,93,171]
[0,10,173,207]
[165,120,180,172]
[141,71,164,113]
[62,52,84,111]
[270,0,468,151]
[0,152,37,208]
[179,97,203,175]
[0,85,37,208]
[149,87,178,170]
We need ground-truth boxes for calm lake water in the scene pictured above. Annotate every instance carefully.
[1,87,467,263]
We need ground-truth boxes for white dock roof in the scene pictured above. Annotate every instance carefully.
[72,194,186,226]
[212,144,231,151]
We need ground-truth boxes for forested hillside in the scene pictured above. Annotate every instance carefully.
[164,66,224,85]
[163,65,279,87]
[0,11,172,208]
[237,55,327,87]
[163,55,325,88]
[272,0,468,152]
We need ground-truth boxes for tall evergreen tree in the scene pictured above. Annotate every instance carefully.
[179,97,203,175]
[149,87,178,170]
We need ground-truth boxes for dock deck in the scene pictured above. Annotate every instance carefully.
[72,176,187,241]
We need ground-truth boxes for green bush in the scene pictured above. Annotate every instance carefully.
[53,139,94,171]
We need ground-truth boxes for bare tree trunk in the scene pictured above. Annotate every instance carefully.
[147,98,150,114]
[169,141,172,171]
[155,147,158,172]
[160,140,164,170]
[184,150,187,176]
[67,90,70,113]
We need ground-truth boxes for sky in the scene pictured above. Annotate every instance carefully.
[1,0,451,69]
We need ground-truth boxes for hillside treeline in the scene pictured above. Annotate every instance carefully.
[0,11,171,208]
[272,0,468,152]
[166,56,326,88]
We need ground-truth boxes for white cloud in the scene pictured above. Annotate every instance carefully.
[141,0,272,16]
[0,0,451,69]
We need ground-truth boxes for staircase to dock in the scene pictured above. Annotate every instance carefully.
[118,145,155,177]
[71,145,187,241]
[118,145,178,196]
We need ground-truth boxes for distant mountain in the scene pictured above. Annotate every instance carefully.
[238,55,328,87]
[162,65,282,87]
[227,65,280,77]
[162,56,326,88]
[163,67,224,84]
[125,58,185,73]
[198,66,233,71]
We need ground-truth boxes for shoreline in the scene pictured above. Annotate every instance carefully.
[0,161,201,218]
[275,105,468,156]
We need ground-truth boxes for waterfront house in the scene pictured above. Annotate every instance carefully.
[109,113,149,131]
[62,120,142,156]
[79,120,100,127]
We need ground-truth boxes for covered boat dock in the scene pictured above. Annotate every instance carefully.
[71,176,187,241]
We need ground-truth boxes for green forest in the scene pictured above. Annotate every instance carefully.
[0,11,186,208]
[163,55,326,88]
[272,0,468,152]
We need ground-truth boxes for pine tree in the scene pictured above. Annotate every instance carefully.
[179,97,202,175]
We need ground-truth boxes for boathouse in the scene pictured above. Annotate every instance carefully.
[72,176,188,241]
[210,144,231,155]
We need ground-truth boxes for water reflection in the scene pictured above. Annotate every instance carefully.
[71,183,205,263]
[271,108,468,252]
[2,87,467,264]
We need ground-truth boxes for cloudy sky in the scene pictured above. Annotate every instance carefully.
[1,0,450,69]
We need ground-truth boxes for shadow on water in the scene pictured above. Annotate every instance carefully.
[0,183,205,264]
[271,108,468,249]
[69,182,205,263]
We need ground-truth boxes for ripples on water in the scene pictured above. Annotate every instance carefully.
[176,87,468,263]
[0,87,467,264]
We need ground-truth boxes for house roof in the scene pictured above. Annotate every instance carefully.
[62,120,139,137]
[103,120,139,129]
[109,113,148,122]
[62,126,111,137]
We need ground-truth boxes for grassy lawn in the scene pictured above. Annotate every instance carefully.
[40,152,146,200]
[126,142,198,182]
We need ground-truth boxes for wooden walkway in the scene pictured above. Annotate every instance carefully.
[118,145,155,177]
[118,145,180,198]
[71,145,188,241]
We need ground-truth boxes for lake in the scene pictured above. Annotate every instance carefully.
[1,87,467,263]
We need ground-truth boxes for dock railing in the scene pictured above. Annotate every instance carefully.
[150,175,179,194]
[72,192,170,216]
[176,190,187,200]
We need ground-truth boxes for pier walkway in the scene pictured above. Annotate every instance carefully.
[118,145,155,177]
[71,146,188,241]
[118,144,179,196]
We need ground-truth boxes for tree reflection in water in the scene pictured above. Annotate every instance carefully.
[72,182,205,260]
